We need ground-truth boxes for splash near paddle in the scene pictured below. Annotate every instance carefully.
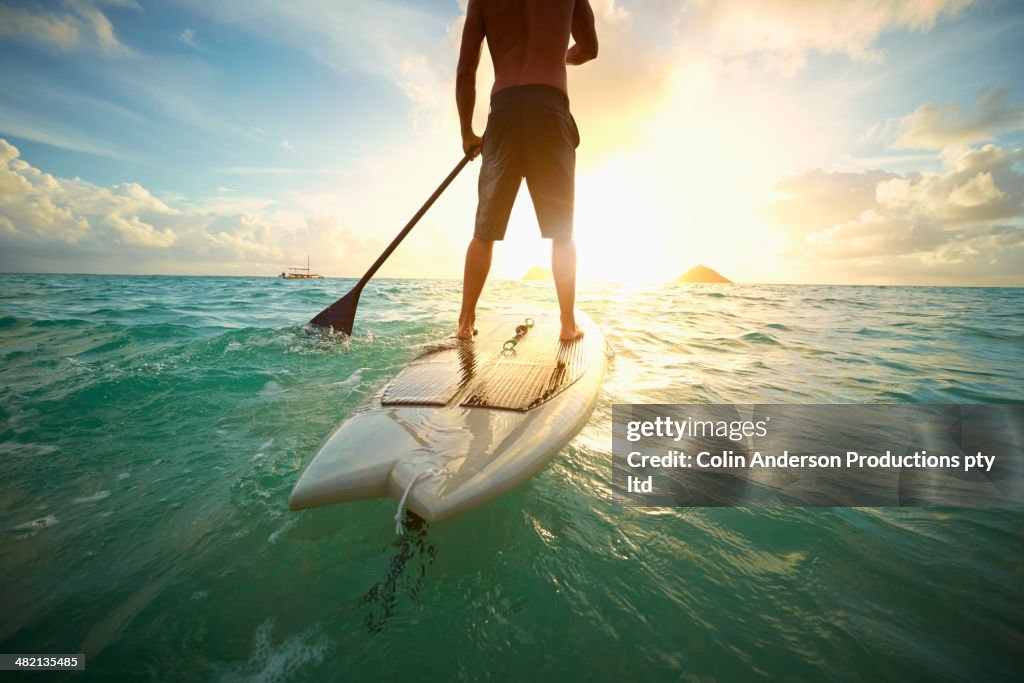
[290,311,606,525]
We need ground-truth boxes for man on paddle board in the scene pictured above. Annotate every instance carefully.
[455,0,598,341]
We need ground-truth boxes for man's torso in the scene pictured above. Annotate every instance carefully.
[480,0,576,95]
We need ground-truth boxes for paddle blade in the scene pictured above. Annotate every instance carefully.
[306,156,472,337]
[309,288,360,335]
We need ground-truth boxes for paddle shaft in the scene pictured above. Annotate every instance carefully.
[309,154,473,332]
[355,154,471,292]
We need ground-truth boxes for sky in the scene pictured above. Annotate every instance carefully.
[0,0,1022,285]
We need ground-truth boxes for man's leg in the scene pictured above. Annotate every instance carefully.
[457,237,494,339]
[551,236,583,340]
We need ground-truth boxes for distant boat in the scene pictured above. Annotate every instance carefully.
[280,255,324,279]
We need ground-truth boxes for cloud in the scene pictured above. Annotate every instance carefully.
[0,7,261,148]
[178,27,200,50]
[765,143,1024,284]
[280,139,294,152]
[219,166,342,176]
[0,139,174,248]
[692,0,973,74]
[766,168,898,238]
[875,88,1024,150]
[0,0,134,55]
[0,139,373,274]
[0,5,80,51]
[0,101,128,158]
[176,0,444,77]
[71,0,124,51]
[947,171,1004,208]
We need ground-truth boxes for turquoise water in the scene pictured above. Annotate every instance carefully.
[1,274,1021,681]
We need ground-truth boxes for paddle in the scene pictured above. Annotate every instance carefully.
[309,154,474,334]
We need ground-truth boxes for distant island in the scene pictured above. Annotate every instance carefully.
[521,266,554,281]
[676,264,732,284]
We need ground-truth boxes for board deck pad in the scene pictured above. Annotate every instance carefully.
[382,314,595,412]
[380,318,510,406]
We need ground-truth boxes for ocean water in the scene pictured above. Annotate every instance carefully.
[0,273,1020,681]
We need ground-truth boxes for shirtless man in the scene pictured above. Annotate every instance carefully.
[455,0,598,341]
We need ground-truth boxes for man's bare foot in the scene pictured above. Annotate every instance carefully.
[456,324,478,340]
[559,323,584,341]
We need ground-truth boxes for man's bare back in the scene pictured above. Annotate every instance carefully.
[480,0,575,95]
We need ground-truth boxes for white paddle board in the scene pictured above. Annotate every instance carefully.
[289,311,606,523]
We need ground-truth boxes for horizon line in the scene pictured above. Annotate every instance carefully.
[0,270,1020,288]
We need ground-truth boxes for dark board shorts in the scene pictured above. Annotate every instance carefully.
[475,84,580,241]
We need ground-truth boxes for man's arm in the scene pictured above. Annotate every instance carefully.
[566,0,598,65]
[456,0,485,158]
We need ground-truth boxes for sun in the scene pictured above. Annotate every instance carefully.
[483,172,663,283]
[574,168,664,283]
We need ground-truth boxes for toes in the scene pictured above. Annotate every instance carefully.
[559,325,584,342]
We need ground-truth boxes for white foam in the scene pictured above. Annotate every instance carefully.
[216,619,329,683]
[333,367,367,390]
[73,490,111,504]
[15,514,58,530]
[0,442,59,457]
[259,381,283,397]
[267,517,299,546]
